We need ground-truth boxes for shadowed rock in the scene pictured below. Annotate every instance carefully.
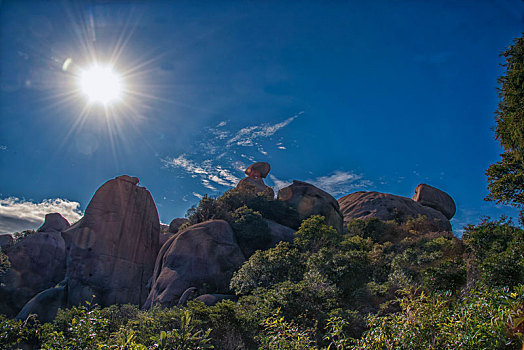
[266,220,295,247]
[16,283,67,323]
[1,231,66,316]
[278,180,344,233]
[413,184,456,220]
[194,294,235,306]
[338,191,452,231]
[143,220,245,309]
[169,218,188,233]
[65,175,160,307]
[37,213,70,233]
[0,234,13,251]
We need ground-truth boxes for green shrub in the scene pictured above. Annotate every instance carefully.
[231,206,271,257]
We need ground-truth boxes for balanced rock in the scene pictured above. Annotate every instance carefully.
[338,191,451,231]
[236,162,274,198]
[65,175,160,307]
[278,180,344,233]
[412,184,456,219]
[37,213,70,233]
[144,220,246,309]
[1,231,66,315]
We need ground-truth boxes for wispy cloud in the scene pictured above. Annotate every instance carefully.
[227,112,302,148]
[162,155,241,190]
[308,171,373,196]
[162,113,301,193]
[270,170,372,197]
[0,197,83,235]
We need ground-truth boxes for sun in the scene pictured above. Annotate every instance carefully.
[78,65,123,105]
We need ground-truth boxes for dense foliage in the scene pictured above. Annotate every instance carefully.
[3,212,523,349]
[487,34,524,219]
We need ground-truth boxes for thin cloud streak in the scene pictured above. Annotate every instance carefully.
[227,112,302,148]
[162,155,241,190]
[0,197,83,235]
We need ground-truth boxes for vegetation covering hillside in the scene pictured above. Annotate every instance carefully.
[0,213,523,349]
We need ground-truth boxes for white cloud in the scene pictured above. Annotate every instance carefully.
[162,112,302,193]
[0,145,7,151]
[269,174,292,192]
[308,171,372,196]
[0,197,83,235]
[227,112,301,147]
[163,155,240,190]
[192,192,203,199]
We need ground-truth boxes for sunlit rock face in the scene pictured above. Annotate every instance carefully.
[412,184,456,220]
[66,175,160,307]
[277,180,344,233]
[0,231,66,316]
[338,191,452,231]
[143,220,245,309]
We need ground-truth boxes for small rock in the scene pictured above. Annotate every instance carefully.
[37,213,70,233]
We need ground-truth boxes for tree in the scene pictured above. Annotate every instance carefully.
[487,35,524,219]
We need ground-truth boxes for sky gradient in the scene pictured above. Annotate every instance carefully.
[1,0,523,235]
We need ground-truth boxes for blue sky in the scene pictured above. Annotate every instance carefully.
[0,0,523,235]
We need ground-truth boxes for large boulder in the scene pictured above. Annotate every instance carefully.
[266,220,295,247]
[169,218,188,233]
[143,220,246,309]
[37,213,70,233]
[338,191,452,231]
[412,184,456,220]
[65,175,160,307]
[278,180,344,233]
[1,231,66,315]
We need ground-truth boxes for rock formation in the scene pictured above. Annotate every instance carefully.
[278,180,344,233]
[65,175,160,307]
[37,213,70,233]
[412,183,456,220]
[338,190,452,231]
[143,220,246,309]
[169,218,188,233]
[236,162,274,198]
[1,229,66,316]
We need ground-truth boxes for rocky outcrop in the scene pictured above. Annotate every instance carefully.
[65,175,160,307]
[413,184,456,220]
[144,220,246,309]
[338,191,452,231]
[16,283,67,323]
[278,180,344,233]
[236,162,275,198]
[1,231,66,315]
[194,294,235,306]
[37,213,70,233]
[236,177,275,198]
[169,218,188,233]
[266,220,295,247]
